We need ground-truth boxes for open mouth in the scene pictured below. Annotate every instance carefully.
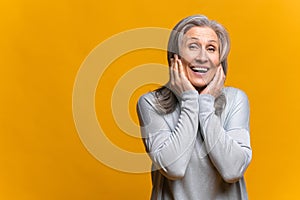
[191,67,209,73]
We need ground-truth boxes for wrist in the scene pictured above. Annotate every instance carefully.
[198,94,215,113]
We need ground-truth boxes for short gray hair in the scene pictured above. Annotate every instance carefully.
[167,15,230,74]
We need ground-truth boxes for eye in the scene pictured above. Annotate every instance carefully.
[207,45,216,52]
[188,43,199,50]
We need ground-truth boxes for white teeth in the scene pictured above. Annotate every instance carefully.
[192,67,208,73]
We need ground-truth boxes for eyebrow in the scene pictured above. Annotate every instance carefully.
[187,37,218,43]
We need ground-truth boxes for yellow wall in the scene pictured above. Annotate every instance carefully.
[1,0,300,199]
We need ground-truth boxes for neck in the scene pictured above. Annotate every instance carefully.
[195,85,207,94]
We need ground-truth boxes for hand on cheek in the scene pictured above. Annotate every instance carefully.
[167,54,195,97]
[200,64,225,98]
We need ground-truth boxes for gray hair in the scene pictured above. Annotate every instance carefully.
[167,14,230,74]
[155,14,230,115]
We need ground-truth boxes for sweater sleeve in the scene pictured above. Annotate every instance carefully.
[137,90,199,180]
[198,89,252,183]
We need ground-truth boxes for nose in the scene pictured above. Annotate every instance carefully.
[195,49,208,63]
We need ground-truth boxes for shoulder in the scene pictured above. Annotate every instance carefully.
[137,91,157,109]
[223,87,249,103]
[222,87,249,113]
[222,87,250,130]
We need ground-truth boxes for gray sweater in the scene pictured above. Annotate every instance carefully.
[137,87,252,200]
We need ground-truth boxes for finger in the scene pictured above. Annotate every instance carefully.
[218,66,225,85]
[177,58,185,78]
[169,58,174,76]
[217,63,226,79]
[219,67,226,86]
[206,67,221,93]
[172,55,177,72]
[213,67,222,88]
[169,58,175,82]
[173,54,180,81]
[215,67,224,92]
[220,65,226,80]
[209,68,220,86]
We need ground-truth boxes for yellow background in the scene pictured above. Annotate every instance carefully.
[1,0,300,199]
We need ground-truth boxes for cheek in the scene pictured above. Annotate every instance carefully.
[209,65,220,79]
[211,55,220,66]
[179,48,195,63]
[179,54,191,69]
[210,67,218,76]
[181,59,190,74]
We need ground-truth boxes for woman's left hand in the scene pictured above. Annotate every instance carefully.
[200,64,225,98]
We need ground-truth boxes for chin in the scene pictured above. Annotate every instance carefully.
[190,79,208,88]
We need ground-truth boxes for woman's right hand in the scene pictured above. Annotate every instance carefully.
[167,54,195,97]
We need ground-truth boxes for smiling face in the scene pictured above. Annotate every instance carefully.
[179,26,220,90]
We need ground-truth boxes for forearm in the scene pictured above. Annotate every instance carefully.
[138,90,199,179]
[198,94,252,183]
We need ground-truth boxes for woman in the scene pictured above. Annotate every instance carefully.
[137,15,252,199]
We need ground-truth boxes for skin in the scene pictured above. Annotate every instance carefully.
[168,26,225,98]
